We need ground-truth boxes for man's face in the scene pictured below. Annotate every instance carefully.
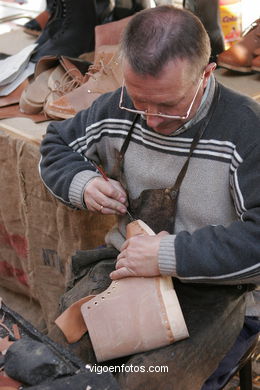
[122,59,211,135]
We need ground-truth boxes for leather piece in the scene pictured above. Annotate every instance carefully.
[54,295,95,343]
[0,372,21,389]
[0,80,28,108]
[94,16,133,50]
[0,104,51,123]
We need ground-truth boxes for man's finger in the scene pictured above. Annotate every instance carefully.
[110,267,136,280]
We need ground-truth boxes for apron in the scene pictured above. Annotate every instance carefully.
[56,83,249,390]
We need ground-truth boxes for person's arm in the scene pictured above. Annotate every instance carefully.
[39,109,98,208]
[170,141,260,285]
[39,95,128,213]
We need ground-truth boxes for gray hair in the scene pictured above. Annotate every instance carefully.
[120,5,211,79]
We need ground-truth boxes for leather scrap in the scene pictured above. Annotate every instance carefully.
[55,295,95,343]
[0,104,51,122]
[0,80,28,108]
[0,372,21,389]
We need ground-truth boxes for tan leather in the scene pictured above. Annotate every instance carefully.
[81,219,189,362]
[54,295,95,343]
[94,16,133,50]
[217,18,260,73]
[0,103,50,123]
[44,46,123,119]
[19,55,90,115]
[0,79,28,108]
[19,68,54,114]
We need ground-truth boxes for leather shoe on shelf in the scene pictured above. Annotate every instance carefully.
[217,18,260,73]
[44,45,123,119]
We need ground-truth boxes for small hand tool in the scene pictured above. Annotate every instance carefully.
[91,161,135,221]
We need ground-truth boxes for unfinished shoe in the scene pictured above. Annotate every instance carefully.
[80,219,189,362]
[252,48,260,73]
[217,18,260,73]
[44,45,123,119]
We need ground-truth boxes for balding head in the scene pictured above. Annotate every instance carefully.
[120,5,211,80]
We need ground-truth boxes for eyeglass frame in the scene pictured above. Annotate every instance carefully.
[119,72,205,120]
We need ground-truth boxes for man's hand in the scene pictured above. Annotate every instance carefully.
[110,231,169,280]
[84,177,128,215]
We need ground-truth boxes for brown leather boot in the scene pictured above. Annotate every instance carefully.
[217,19,260,73]
[44,45,123,119]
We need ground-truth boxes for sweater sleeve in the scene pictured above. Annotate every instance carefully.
[39,108,100,208]
[160,142,260,285]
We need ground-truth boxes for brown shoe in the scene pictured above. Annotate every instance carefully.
[252,48,260,73]
[44,45,123,119]
[19,55,91,115]
[217,18,260,73]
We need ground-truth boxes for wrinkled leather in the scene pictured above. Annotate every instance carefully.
[19,55,91,115]
[44,46,123,119]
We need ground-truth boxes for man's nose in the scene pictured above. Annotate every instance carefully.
[145,113,164,128]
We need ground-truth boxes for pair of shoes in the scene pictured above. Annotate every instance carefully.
[217,18,260,73]
[43,17,131,119]
[30,0,115,63]
[19,55,91,115]
[44,45,123,119]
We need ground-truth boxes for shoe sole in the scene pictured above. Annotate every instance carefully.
[23,28,41,37]
[252,66,260,73]
[44,105,75,120]
[217,61,253,74]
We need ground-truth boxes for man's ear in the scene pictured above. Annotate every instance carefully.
[203,62,217,87]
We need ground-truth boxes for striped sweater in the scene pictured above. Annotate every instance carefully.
[39,77,260,316]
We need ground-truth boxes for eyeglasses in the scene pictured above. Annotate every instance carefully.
[119,72,205,120]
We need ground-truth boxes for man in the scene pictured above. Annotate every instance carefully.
[39,6,260,390]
